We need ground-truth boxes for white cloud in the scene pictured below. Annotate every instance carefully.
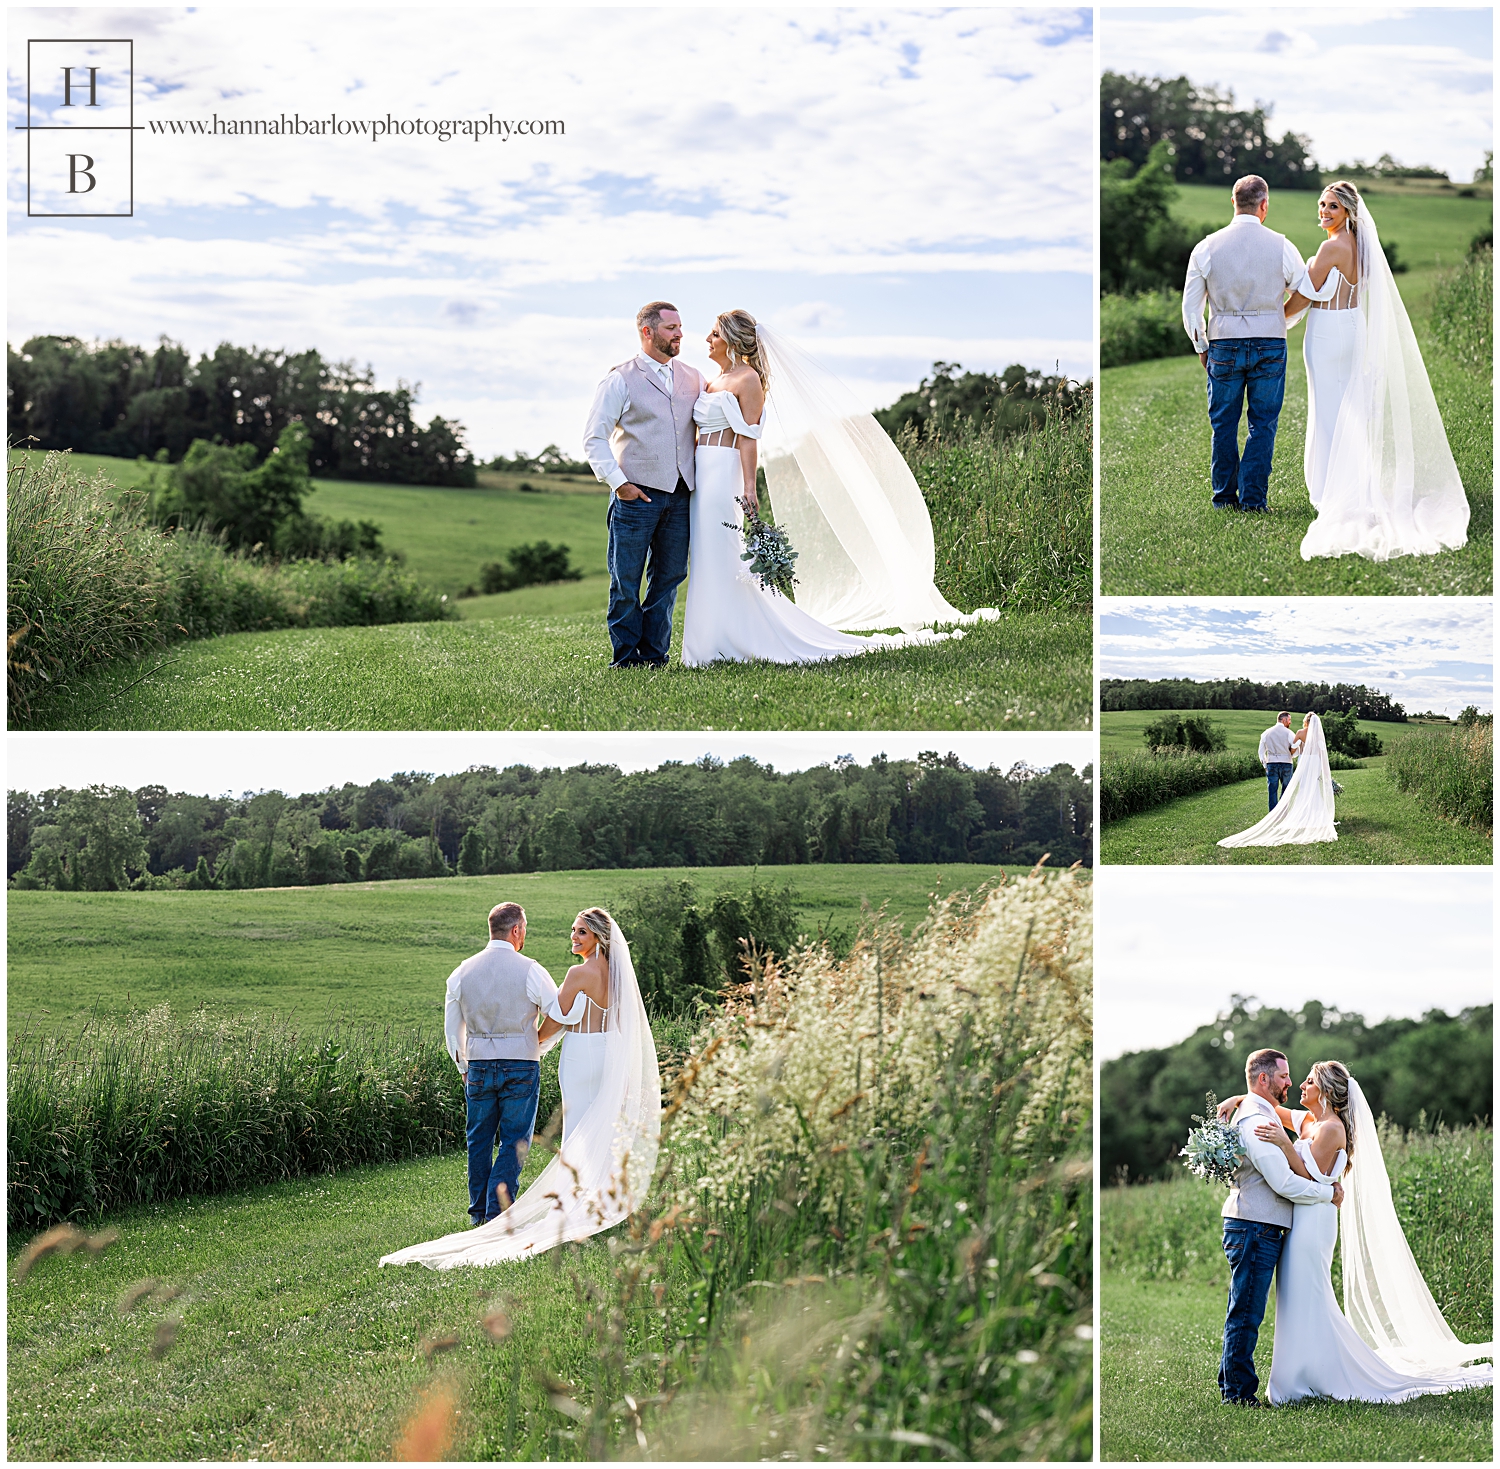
[1103,8,1492,183]
[1097,867,1494,1059]
[8,8,1095,452]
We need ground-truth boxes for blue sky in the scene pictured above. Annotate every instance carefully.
[1104,8,1492,183]
[8,7,1094,457]
[1100,600,1493,717]
[5,730,1096,799]
[1098,868,1494,1059]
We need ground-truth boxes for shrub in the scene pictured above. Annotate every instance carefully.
[904,387,1091,614]
[1322,707,1383,758]
[1386,723,1494,832]
[1430,246,1493,375]
[1142,712,1227,753]
[1101,290,1199,369]
[1101,748,1264,824]
[475,540,584,595]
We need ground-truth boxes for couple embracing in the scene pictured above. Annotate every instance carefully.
[582,301,996,669]
[1183,174,1470,561]
[1214,1047,1491,1406]
[380,901,656,1268]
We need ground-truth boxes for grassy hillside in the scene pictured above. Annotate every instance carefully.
[6,863,1011,1038]
[1100,708,1446,759]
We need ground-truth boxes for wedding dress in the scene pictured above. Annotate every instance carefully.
[1267,1079,1492,1404]
[379,920,659,1268]
[682,388,953,666]
[1294,202,1470,561]
[1218,712,1338,848]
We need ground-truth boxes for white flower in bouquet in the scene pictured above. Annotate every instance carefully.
[1179,1091,1247,1187]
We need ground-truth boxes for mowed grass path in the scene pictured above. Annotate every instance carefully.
[1101,184,1493,596]
[1099,708,1438,758]
[1099,765,1493,865]
[7,864,1009,1038]
[26,605,1091,732]
[6,1148,635,1462]
[1101,1277,1492,1462]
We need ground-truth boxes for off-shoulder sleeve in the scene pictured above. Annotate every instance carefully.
[716,390,764,439]
[547,990,589,1025]
[1295,257,1345,302]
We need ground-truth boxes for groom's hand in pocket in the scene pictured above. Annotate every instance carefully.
[616,482,652,503]
[1199,351,1209,371]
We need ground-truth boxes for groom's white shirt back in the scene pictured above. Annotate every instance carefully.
[1259,721,1297,767]
[1182,213,1309,351]
[1223,1093,1333,1227]
[444,938,560,1075]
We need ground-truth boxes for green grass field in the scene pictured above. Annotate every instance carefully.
[21,604,1091,732]
[6,863,1010,1039]
[1099,708,1437,759]
[1101,185,1493,596]
[1099,764,1493,865]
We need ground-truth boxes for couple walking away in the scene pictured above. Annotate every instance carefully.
[380,902,657,1268]
[1215,1048,1492,1406]
[1218,710,1339,849]
[1183,174,1470,561]
[582,301,997,669]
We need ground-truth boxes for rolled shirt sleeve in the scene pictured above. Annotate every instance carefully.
[1182,238,1213,352]
[444,964,466,1075]
[583,371,631,491]
[1237,1113,1334,1206]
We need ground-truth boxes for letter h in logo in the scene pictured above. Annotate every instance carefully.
[23,39,135,216]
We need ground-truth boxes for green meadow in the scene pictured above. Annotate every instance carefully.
[1098,707,1438,759]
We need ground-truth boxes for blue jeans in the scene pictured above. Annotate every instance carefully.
[1220,1219,1287,1402]
[1265,762,1293,811]
[1206,338,1287,509]
[606,482,691,666]
[464,1059,540,1225]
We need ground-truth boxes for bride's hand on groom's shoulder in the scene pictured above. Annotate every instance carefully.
[1255,1121,1292,1149]
[1217,1095,1242,1121]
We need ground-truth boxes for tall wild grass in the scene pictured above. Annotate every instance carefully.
[1100,291,1199,370]
[7,452,454,721]
[1430,247,1493,375]
[905,391,1092,614]
[1101,1120,1492,1344]
[1101,748,1264,823]
[1386,722,1493,832]
[557,870,1093,1460]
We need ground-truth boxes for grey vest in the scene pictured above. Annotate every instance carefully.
[612,358,701,494]
[455,944,543,1062]
[1221,1104,1293,1227]
[1205,220,1291,341]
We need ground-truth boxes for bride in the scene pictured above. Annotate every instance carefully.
[1217,1062,1492,1404]
[1219,711,1338,848]
[1285,180,1470,562]
[681,310,998,667]
[380,909,659,1269]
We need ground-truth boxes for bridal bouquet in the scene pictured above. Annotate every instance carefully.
[723,507,798,600]
[1180,1092,1246,1187]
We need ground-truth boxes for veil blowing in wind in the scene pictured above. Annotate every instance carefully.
[753,323,1000,633]
[380,919,659,1269]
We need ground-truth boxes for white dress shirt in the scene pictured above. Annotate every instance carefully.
[1182,214,1311,352]
[443,939,560,1074]
[1258,721,1297,767]
[1231,1093,1334,1206]
[583,352,677,491]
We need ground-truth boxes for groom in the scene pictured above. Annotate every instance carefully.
[582,301,706,668]
[1182,175,1309,512]
[444,901,561,1227]
[1220,1048,1342,1406]
[1257,711,1298,812]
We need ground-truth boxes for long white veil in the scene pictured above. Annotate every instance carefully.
[753,324,999,633]
[1218,712,1338,848]
[380,920,660,1269]
[1342,1075,1494,1375]
[1301,198,1471,562]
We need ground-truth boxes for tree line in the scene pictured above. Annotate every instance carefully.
[7,335,477,486]
[1101,678,1407,722]
[1102,997,1492,1185]
[7,753,1094,892]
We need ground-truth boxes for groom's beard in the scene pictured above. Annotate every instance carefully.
[650,332,680,358]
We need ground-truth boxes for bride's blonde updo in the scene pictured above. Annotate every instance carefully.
[1309,1060,1356,1164]
[716,309,770,392]
[576,907,613,960]
[1322,179,1362,235]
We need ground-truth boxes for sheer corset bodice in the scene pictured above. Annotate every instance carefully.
[694,388,763,449]
[1309,265,1360,311]
[549,988,610,1034]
